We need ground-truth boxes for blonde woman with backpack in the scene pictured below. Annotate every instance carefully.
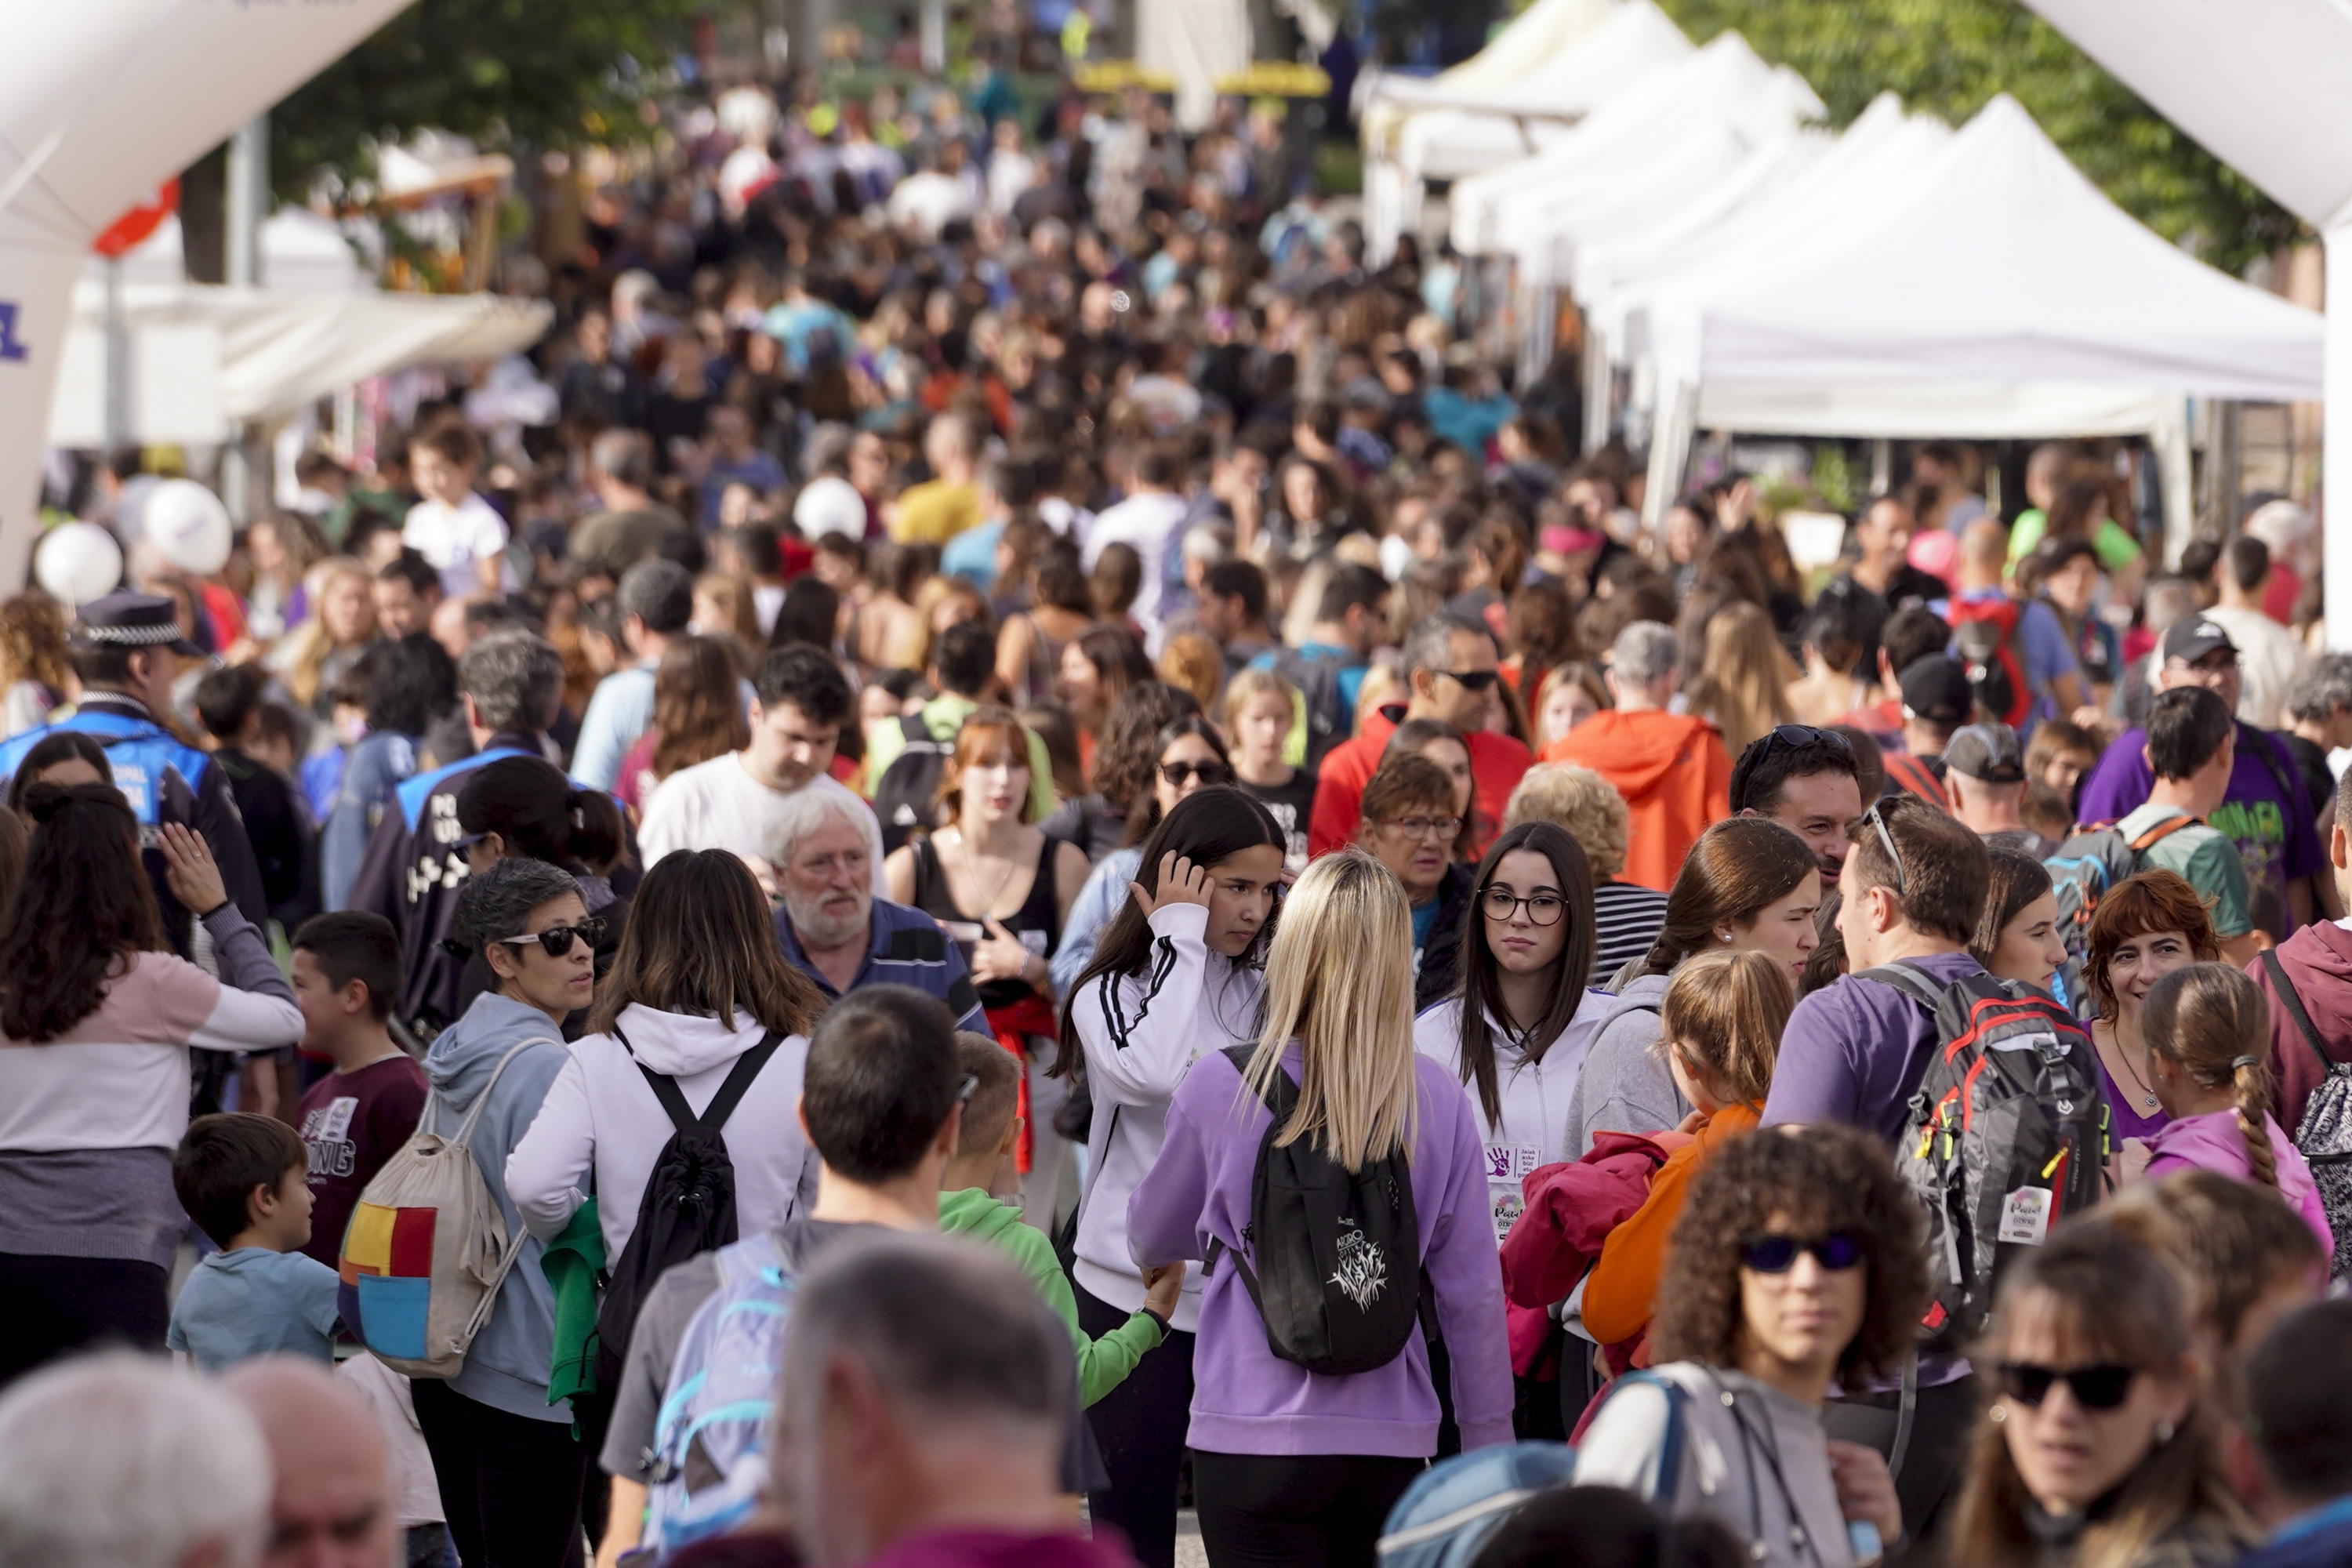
[1127,850,1512,1568]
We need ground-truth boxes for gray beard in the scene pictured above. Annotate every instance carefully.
[788,891,869,951]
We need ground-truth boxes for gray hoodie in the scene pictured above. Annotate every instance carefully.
[423,992,572,1422]
[1561,971,1690,1156]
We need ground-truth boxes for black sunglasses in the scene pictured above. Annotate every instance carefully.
[494,917,607,959]
[1438,669,1499,693]
[1996,1362,2138,1411]
[1861,800,1906,899]
[1740,1231,1867,1274]
[1763,724,1853,755]
[1160,760,1234,787]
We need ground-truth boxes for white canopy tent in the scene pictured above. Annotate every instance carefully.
[0,0,416,590]
[2020,0,2352,644]
[1358,0,1662,263]
[1632,95,2324,545]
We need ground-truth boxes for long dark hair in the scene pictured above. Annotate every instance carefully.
[1051,785,1285,1080]
[586,849,826,1039]
[770,577,840,652]
[1120,715,1235,848]
[0,782,166,1042]
[456,756,628,876]
[650,634,751,782]
[1632,817,1817,979]
[1451,821,1597,1125]
[4,731,111,813]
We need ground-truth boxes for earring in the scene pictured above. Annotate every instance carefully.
[2155,1420,2176,1444]
[1989,1406,2005,1423]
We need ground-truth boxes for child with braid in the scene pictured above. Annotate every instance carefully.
[2140,962,2335,1258]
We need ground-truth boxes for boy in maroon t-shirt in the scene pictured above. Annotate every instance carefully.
[289,913,428,1269]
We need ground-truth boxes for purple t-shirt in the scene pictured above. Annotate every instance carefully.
[1761,950,1987,1141]
[2075,722,2323,903]
[2098,1056,2169,1143]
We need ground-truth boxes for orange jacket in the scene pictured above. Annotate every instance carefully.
[1544,710,1731,892]
[1581,1102,1761,1348]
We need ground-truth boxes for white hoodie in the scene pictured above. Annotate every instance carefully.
[1413,989,1616,1246]
[505,1004,818,1260]
[1067,902,1264,1333]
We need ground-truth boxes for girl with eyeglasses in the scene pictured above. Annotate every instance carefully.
[1951,1221,2252,1568]
[453,755,631,1040]
[506,848,829,1563]
[1057,787,1288,1568]
[1356,753,1479,1009]
[414,857,601,1566]
[1574,1126,1922,1568]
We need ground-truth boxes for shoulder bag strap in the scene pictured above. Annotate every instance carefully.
[2127,814,2199,853]
[2262,949,2337,1077]
[1855,962,1946,1015]
[694,1030,787,1134]
[616,1025,700,1134]
[448,1038,550,1150]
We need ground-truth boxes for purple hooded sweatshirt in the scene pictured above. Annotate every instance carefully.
[1126,1044,1514,1457]
[2143,1108,2335,1258]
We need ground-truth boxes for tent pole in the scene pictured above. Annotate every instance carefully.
[2329,223,2352,652]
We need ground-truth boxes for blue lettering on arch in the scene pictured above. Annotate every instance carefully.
[0,303,25,363]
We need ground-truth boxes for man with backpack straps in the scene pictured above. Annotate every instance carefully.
[1934,520,2085,741]
[1249,562,1387,771]
[865,621,1054,854]
[2078,615,2329,931]
[2248,771,2352,1283]
[591,987,1101,1566]
[1759,797,2008,1550]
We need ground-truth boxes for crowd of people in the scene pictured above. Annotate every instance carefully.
[3,44,2352,1568]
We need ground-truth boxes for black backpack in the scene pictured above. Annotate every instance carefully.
[1875,964,2105,1351]
[590,1028,785,1389]
[872,715,951,855]
[1204,1044,1425,1375]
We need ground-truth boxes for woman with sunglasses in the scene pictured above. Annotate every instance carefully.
[2084,870,2222,1158]
[1950,1221,2252,1568]
[414,857,603,1566]
[506,848,829,1560]
[1574,1125,1922,1568]
[1358,753,1481,1009]
[454,755,631,1040]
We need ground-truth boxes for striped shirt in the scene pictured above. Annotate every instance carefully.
[775,896,988,1034]
[1592,879,1671,986]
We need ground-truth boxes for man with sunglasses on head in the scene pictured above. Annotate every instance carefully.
[1761,794,1997,1548]
[1307,610,1531,858]
[2078,615,2332,930]
[1543,620,1731,892]
[1730,724,1864,894]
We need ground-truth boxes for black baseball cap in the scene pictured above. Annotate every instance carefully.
[68,591,205,658]
[1898,655,1973,728]
[2161,615,2238,667]
[1944,722,2026,784]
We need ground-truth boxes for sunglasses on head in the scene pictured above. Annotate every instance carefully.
[1740,1231,1867,1274]
[1861,800,1907,899]
[1439,669,1499,693]
[1160,760,1234,787]
[1996,1362,2138,1411]
[1762,724,1853,755]
[494,917,606,959]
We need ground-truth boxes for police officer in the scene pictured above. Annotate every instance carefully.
[0,591,269,956]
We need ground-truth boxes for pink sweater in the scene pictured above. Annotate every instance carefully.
[2144,1109,2335,1260]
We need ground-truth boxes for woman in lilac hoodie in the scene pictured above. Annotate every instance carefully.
[1127,850,1513,1568]
[2139,962,2334,1258]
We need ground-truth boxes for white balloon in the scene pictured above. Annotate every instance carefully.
[142,478,234,575]
[34,521,124,607]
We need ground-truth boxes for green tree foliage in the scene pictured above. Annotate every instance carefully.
[270,0,701,194]
[1653,0,2299,272]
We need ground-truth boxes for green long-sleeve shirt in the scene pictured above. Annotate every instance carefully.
[938,1186,1165,1405]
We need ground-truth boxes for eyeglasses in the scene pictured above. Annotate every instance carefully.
[1762,724,1853,755]
[494,917,606,959]
[1861,800,1906,899]
[1481,888,1565,926]
[1996,1362,2139,1411]
[1383,815,1463,841]
[1437,670,1499,693]
[1740,1231,1867,1274]
[1160,760,1234,787]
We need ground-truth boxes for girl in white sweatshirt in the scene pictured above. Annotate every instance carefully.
[1055,786,1286,1568]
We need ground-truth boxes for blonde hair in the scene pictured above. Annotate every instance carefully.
[1658,948,1791,1109]
[1243,851,1418,1172]
[1219,666,1298,728]
[2142,963,2279,1189]
[694,572,762,650]
[1502,763,1628,879]
[1682,601,1796,757]
[274,558,373,707]
[1157,630,1225,713]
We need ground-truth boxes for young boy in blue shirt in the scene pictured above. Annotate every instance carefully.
[168,1112,343,1370]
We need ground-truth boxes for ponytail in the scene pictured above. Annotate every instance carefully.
[563,786,628,875]
[2143,963,2278,1189]
[457,757,631,877]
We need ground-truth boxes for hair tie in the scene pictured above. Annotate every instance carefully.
[2231,1054,2259,1071]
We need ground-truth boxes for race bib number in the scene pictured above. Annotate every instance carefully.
[1998,1186,2053,1246]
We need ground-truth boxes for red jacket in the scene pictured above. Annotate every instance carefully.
[1499,1130,1686,1375]
[2248,920,2352,1138]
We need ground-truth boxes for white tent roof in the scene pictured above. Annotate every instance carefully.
[1448,33,1821,256]
[1566,132,1823,305]
[48,272,553,445]
[1361,0,1618,129]
[1644,94,2322,401]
